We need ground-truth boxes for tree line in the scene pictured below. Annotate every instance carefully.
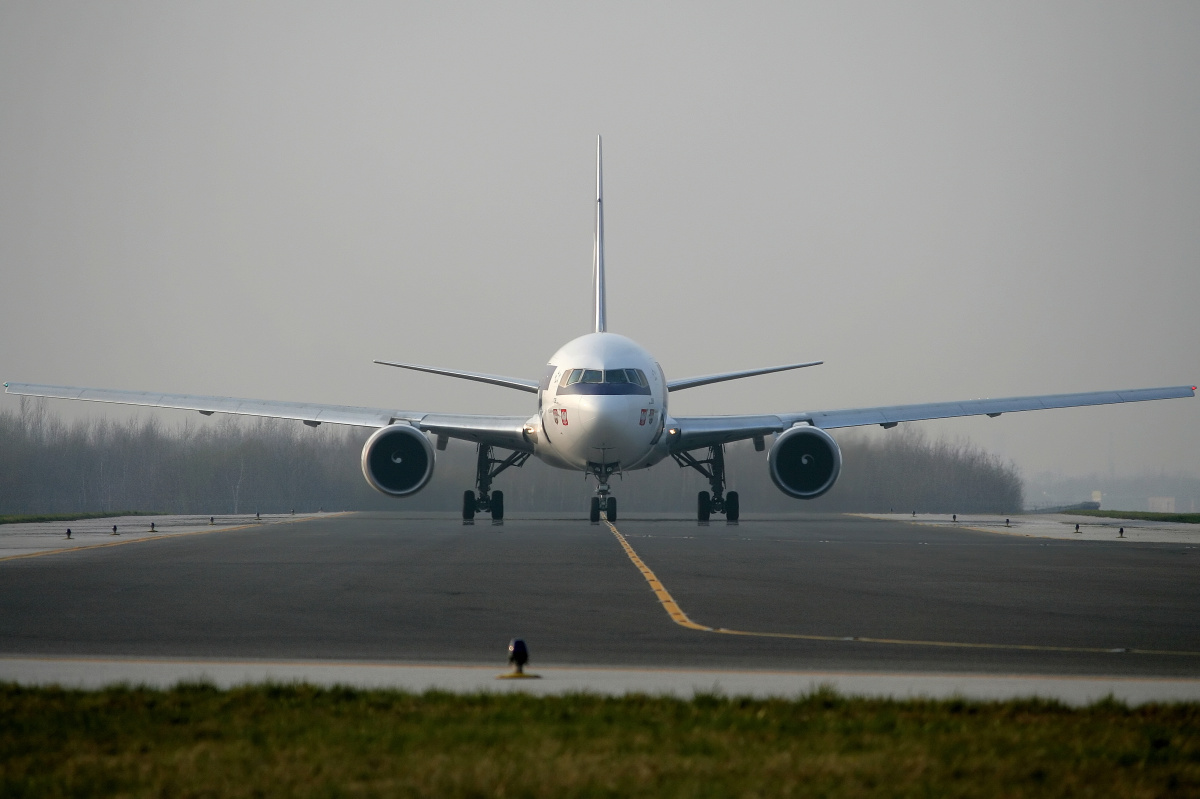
[0,400,1023,516]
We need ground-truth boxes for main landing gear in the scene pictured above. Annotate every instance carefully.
[462,444,529,522]
[673,444,740,522]
[587,461,618,523]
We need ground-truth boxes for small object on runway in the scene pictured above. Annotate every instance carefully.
[498,638,539,679]
[149,522,155,532]
[65,528,71,539]
[1119,527,1125,538]
[111,525,118,536]
[209,516,214,525]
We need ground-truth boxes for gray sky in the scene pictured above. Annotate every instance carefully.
[2,2,1198,479]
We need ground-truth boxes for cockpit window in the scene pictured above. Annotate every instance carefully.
[604,369,630,384]
[557,367,651,393]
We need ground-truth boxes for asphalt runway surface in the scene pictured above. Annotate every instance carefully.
[1,513,1198,678]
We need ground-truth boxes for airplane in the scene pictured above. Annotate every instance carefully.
[5,137,1196,523]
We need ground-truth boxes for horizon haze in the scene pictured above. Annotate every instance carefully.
[2,3,1197,483]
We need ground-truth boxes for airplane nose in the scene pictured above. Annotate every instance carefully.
[575,396,644,452]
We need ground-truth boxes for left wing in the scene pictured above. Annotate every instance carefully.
[671,384,1196,452]
[3,382,533,452]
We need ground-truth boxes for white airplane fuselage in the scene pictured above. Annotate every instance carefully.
[531,332,672,473]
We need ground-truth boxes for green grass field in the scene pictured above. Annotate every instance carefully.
[2,684,1197,797]
[1063,509,1200,524]
[0,511,166,526]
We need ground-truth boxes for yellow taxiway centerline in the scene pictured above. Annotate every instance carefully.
[605,520,1200,658]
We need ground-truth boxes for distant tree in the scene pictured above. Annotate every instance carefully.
[0,408,1022,515]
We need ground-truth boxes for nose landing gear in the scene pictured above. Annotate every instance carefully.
[673,445,740,522]
[587,462,619,523]
[462,444,529,522]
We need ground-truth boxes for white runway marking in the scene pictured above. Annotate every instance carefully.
[856,512,1200,544]
[0,512,340,561]
[2,655,1198,706]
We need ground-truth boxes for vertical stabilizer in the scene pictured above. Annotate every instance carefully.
[592,135,607,333]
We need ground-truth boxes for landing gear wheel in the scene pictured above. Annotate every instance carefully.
[462,490,476,521]
[697,491,711,522]
[491,490,504,521]
[605,497,617,522]
[589,497,601,523]
[725,491,739,521]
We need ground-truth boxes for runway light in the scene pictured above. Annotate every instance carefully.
[508,638,529,674]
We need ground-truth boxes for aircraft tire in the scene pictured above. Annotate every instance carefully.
[605,497,617,522]
[726,491,740,521]
[491,491,504,521]
[697,491,711,522]
[462,490,476,521]
[589,497,601,523]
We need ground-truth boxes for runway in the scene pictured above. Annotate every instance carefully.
[1,512,1198,697]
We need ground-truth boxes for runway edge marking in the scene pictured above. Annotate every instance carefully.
[604,521,1200,658]
[0,513,354,563]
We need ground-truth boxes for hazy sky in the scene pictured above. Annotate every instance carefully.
[2,2,1198,480]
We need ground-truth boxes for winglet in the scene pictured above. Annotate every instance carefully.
[592,135,607,333]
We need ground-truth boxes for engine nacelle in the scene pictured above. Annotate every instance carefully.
[768,425,842,499]
[361,424,435,497]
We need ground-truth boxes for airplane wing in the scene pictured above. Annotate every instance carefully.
[3,382,533,452]
[671,384,1196,452]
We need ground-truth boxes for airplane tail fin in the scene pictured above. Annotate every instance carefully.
[592,135,607,333]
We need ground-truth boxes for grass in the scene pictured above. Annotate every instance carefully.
[2,684,1198,797]
[0,511,167,526]
[1063,509,1200,524]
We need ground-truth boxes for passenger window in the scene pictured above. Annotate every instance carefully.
[605,369,630,384]
[582,369,603,383]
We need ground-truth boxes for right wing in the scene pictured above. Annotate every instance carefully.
[3,382,533,452]
[671,384,1196,452]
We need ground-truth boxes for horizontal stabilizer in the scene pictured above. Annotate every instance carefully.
[667,361,823,392]
[373,360,539,393]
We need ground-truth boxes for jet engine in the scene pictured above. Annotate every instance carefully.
[361,424,435,497]
[768,425,842,499]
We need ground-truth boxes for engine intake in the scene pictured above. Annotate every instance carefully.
[361,424,435,497]
[768,425,842,499]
